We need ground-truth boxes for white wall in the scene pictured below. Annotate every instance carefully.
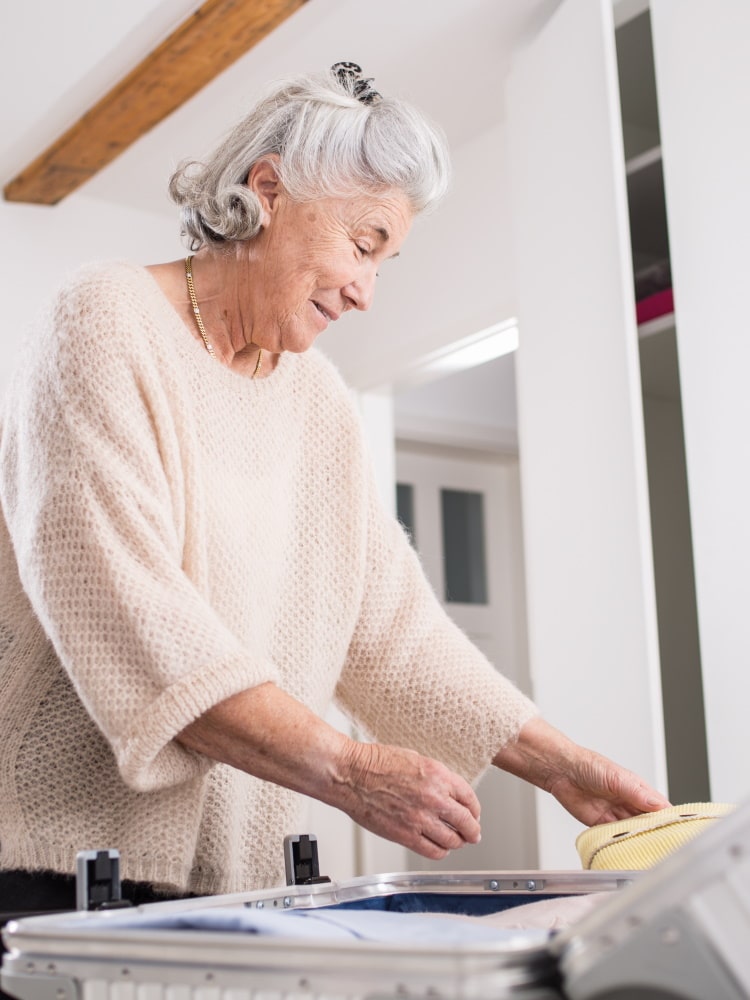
[395,355,519,454]
[651,0,750,804]
[0,195,181,396]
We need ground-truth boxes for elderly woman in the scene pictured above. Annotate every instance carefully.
[0,64,668,910]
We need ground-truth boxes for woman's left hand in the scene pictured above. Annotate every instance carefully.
[494,716,671,825]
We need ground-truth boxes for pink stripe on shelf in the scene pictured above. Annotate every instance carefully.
[636,288,674,325]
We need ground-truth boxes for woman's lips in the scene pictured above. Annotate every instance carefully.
[312,301,339,323]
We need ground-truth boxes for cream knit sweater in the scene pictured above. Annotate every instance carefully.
[0,261,536,895]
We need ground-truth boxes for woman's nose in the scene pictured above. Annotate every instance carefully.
[344,267,377,312]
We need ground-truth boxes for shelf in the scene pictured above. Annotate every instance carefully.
[626,144,662,177]
[638,311,675,340]
[627,153,670,279]
[616,10,661,161]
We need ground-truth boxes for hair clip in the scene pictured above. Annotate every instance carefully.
[331,61,382,106]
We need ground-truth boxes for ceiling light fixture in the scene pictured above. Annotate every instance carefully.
[410,317,519,381]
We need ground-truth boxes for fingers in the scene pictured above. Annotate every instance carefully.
[408,759,482,851]
[339,742,482,858]
[452,777,482,821]
[438,793,482,843]
[420,809,479,854]
[410,804,480,860]
[629,779,671,813]
[591,757,671,817]
[391,775,482,857]
[545,743,672,826]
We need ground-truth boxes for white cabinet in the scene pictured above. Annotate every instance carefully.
[506,0,667,867]
[506,1,750,865]
[616,7,709,805]
[649,0,750,805]
[618,2,750,807]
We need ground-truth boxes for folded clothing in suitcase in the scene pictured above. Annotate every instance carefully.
[61,900,553,944]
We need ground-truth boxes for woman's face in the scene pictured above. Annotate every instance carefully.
[247,164,414,354]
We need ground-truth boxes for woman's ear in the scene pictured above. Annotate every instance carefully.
[246,156,282,226]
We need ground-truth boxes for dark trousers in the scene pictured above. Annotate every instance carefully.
[0,869,189,1000]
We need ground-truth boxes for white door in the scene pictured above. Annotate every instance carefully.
[396,442,538,870]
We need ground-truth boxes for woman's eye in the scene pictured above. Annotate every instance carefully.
[355,244,370,257]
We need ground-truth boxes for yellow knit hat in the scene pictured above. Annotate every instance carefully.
[576,802,736,870]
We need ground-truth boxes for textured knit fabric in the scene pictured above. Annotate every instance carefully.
[0,261,537,895]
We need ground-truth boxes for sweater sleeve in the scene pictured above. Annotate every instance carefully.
[334,462,538,784]
[0,274,279,792]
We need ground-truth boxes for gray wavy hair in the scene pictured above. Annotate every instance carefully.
[168,65,451,250]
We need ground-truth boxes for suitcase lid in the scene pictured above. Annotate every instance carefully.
[555,797,750,1000]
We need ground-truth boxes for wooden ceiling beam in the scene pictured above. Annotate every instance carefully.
[3,0,307,205]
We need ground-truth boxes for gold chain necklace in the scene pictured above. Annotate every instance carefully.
[184,256,263,378]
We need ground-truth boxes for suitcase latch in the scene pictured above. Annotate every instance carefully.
[283,834,331,886]
[76,849,133,911]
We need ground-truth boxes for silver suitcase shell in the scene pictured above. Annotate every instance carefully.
[7,796,750,1000]
[1,869,630,1000]
[556,796,750,1000]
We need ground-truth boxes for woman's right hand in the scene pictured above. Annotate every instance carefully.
[177,682,481,860]
[336,741,482,859]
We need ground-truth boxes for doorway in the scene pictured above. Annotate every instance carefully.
[394,355,538,870]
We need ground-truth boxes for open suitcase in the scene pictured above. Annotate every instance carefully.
[3,796,750,1000]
